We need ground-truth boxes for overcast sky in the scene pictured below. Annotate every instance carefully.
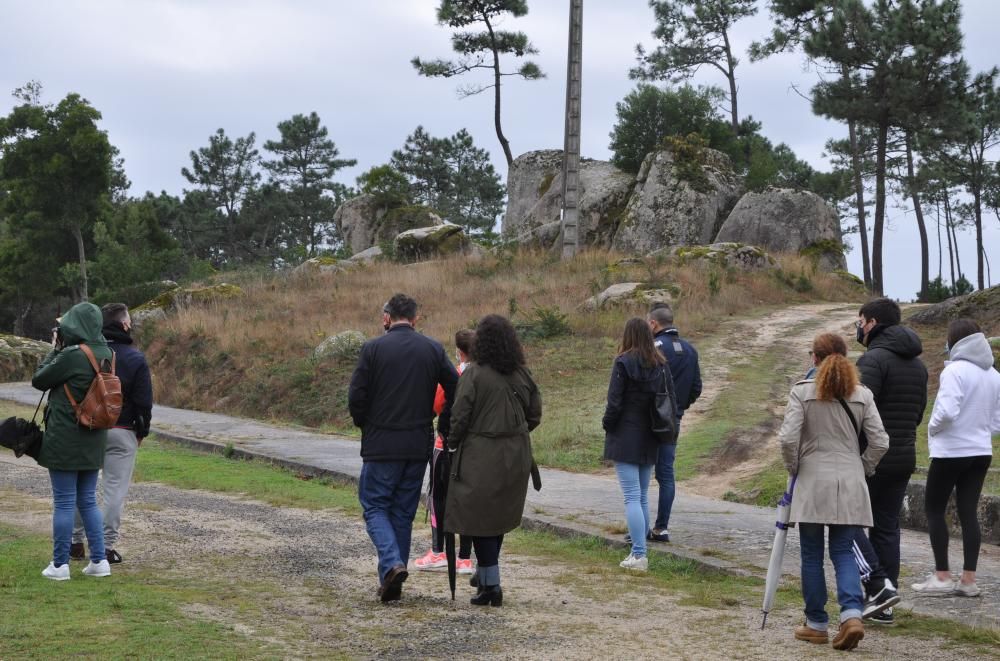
[2,0,998,299]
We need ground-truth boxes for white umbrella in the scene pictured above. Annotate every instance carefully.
[761,475,796,629]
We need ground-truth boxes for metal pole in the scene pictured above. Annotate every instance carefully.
[561,0,583,259]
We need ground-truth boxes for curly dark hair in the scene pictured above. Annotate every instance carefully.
[471,314,524,375]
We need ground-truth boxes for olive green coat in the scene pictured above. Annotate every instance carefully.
[778,380,890,526]
[32,302,111,471]
[444,363,542,537]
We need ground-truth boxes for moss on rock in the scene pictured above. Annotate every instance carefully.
[0,334,50,382]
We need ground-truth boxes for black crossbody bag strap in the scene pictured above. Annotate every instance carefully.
[836,397,862,453]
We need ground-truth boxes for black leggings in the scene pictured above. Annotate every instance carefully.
[925,455,992,572]
[433,527,472,560]
[470,534,504,567]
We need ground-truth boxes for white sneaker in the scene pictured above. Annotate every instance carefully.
[911,574,954,594]
[82,559,111,577]
[954,581,981,597]
[42,562,70,581]
[619,553,648,571]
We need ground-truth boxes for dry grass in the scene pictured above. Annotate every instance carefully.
[138,248,863,449]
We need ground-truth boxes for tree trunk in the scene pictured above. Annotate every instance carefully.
[483,15,513,167]
[904,134,929,300]
[945,198,956,288]
[847,117,872,289]
[945,194,963,281]
[722,30,739,135]
[72,224,89,302]
[13,301,32,337]
[972,187,985,290]
[872,119,889,296]
[934,199,942,282]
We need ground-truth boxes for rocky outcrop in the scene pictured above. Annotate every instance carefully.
[715,188,846,271]
[132,283,245,325]
[344,246,383,264]
[612,148,742,255]
[333,194,388,255]
[908,285,1000,325]
[0,334,49,382]
[581,282,675,311]
[293,256,343,275]
[656,243,776,271]
[394,223,470,262]
[503,151,634,249]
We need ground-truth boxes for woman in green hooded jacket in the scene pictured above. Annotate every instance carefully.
[32,302,113,580]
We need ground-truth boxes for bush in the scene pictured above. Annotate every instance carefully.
[314,330,367,362]
[515,305,572,342]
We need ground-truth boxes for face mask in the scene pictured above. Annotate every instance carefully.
[856,324,866,345]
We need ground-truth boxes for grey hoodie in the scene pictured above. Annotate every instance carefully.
[928,333,1000,458]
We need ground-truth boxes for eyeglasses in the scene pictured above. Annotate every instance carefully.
[808,350,814,356]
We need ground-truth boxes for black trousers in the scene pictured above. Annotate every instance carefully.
[470,534,504,567]
[925,455,992,572]
[865,472,911,586]
[432,526,472,560]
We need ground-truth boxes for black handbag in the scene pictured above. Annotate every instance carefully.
[650,366,678,443]
[0,393,45,460]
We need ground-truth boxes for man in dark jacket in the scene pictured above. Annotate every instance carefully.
[70,303,153,565]
[853,298,927,625]
[648,304,702,542]
[349,293,458,602]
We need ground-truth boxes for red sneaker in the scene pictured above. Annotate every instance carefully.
[456,558,475,575]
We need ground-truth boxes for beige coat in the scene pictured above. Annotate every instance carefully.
[778,380,890,526]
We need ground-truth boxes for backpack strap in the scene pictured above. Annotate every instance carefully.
[62,343,111,411]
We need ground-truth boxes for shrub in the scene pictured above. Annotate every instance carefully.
[314,330,367,362]
[516,305,572,342]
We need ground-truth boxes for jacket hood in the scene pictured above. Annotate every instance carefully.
[867,324,922,359]
[947,332,994,370]
[102,322,133,345]
[618,352,663,383]
[59,302,107,346]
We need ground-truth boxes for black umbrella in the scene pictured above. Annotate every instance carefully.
[431,443,456,600]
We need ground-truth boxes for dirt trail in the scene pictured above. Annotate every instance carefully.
[681,303,858,499]
[0,455,983,660]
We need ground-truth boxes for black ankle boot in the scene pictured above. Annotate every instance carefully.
[470,585,502,607]
[469,573,479,588]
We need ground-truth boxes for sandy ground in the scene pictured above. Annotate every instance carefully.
[680,303,859,498]
[1,455,989,660]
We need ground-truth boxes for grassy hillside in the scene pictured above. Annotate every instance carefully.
[136,248,862,475]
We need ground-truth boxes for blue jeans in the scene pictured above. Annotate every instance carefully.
[799,523,864,629]
[615,462,652,558]
[654,438,677,530]
[49,469,104,566]
[359,460,426,583]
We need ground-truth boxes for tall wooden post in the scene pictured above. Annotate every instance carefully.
[561,0,583,259]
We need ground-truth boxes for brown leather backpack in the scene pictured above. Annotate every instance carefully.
[64,344,123,430]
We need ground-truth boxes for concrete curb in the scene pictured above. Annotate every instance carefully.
[152,429,761,579]
[903,479,1000,546]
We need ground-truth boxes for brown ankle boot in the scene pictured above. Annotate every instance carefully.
[794,624,829,644]
[831,618,864,651]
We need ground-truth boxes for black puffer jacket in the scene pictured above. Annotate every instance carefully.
[602,352,676,465]
[857,324,928,477]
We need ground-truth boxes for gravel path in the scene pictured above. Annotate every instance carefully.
[1,455,991,660]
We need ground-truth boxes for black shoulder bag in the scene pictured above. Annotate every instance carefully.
[836,397,868,454]
[650,365,678,444]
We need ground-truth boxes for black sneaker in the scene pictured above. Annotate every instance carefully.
[866,607,895,626]
[69,542,86,561]
[649,528,670,543]
[106,549,123,564]
[863,582,901,618]
[624,531,656,544]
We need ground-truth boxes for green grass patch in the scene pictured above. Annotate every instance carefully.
[676,349,783,481]
[0,524,282,659]
[134,438,361,513]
